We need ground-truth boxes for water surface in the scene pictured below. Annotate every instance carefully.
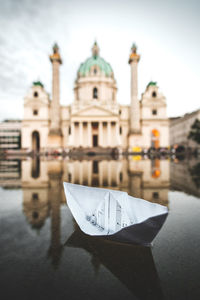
[0,156,200,300]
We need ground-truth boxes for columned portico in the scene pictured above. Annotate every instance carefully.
[69,119,121,148]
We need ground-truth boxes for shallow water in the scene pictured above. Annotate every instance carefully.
[0,156,200,300]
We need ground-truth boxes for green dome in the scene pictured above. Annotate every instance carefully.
[147,81,157,87]
[78,42,113,77]
[33,81,44,88]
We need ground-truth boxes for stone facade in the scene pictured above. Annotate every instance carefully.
[170,109,200,149]
[21,42,169,152]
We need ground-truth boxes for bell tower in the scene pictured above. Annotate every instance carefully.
[129,43,141,133]
[48,43,62,148]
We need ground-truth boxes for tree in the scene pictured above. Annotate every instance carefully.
[188,119,200,144]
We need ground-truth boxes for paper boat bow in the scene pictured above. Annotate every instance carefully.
[63,182,168,246]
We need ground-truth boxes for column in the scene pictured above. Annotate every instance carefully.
[129,44,141,133]
[107,122,111,147]
[71,122,75,146]
[87,122,92,147]
[115,122,120,146]
[79,122,83,146]
[99,122,103,147]
[49,44,62,135]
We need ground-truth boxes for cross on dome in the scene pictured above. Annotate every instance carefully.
[92,41,100,58]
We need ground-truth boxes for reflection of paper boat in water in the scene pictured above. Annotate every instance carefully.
[63,182,168,246]
[66,229,165,300]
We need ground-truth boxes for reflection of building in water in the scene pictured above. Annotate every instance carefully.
[22,159,50,229]
[63,159,129,189]
[63,158,169,206]
[128,158,169,206]
[47,161,64,268]
[20,157,169,265]
[21,157,169,232]
[22,159,65,267]
[0,159,21,188]
[170,159,200,198]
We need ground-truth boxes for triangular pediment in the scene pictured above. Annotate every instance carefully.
[24,97,49,107]
[72,105,117,117]
[141,97,166,107]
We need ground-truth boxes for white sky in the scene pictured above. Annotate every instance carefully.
[0,0,199,121]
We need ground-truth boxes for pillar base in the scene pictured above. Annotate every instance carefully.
[128,131,143,152]
[128,129,142,136]
[48,131,63,148]
[49,128,63,136]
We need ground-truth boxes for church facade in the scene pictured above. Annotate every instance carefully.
[22,42,169,153]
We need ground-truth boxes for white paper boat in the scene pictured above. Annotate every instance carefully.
[63,182,168,246]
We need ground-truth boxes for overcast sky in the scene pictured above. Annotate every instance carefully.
[0,0,199,121]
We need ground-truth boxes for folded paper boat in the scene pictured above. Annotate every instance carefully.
[63,182,168,246]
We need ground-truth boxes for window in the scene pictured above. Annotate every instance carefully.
[152,91,157,97]
[68,173,72,182]
[152,109,157,115]
[92,122,98,129]
[32,211,39,219]
[32,193,38,201]
[94,68,97,74]
[33,109,38,115]
[34,91,38,97]
[120,172,123,182]
[68,126,71,135]
[153,192,159,199]
[93,87,98,99]
[119,126,122,135]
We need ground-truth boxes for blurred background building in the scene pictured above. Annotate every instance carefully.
[0,120,21,151]
[170,109,200,151]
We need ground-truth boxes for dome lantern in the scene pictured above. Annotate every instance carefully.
[92,41,100,58]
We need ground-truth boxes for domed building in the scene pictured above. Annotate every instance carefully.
[22,42,169,152]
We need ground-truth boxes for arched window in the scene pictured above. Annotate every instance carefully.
[93,87,98,99]
[152,91,157,98]
[34,91,38,97]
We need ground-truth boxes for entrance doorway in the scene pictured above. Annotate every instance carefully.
[32,131,40,152]
[93,135,98,147]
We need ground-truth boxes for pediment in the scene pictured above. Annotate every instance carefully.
[141,97,166,107]
[72,105,117,117]
[24,98,49,107]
